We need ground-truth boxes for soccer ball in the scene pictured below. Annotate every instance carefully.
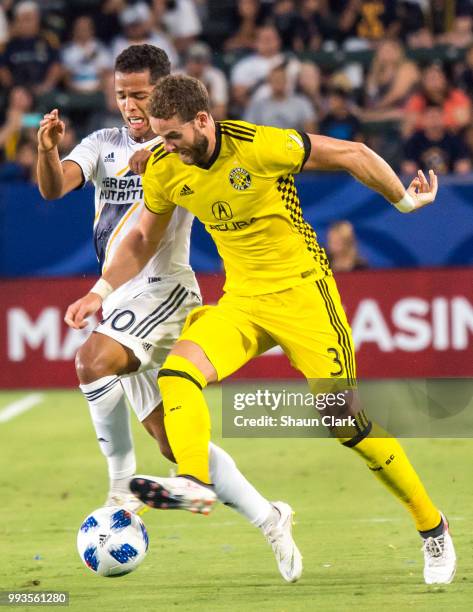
[77,506,149,577]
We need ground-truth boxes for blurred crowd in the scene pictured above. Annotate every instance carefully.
[1,0,473,184]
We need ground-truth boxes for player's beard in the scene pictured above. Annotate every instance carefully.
[179,131,209,166]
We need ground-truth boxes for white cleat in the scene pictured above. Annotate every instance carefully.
[423,513,457,584]
[104,491,148,516]
[130,474,217,515]
[261,501,303,583]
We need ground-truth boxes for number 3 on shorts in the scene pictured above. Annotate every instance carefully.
[327,347,343,376]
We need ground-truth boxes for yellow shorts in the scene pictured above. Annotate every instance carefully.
[179,276,356,384]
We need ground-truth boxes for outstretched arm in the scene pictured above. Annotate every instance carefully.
[64,207,173,329]
[305,134,438,212]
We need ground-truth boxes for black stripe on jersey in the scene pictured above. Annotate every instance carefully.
[318,278,356,384]
[356,409,369,429]
[315,279,356,386]
[130,284,183,336]
[152,143,165,156]
[135,286,188,339]
[219,121,256,136]
[319,278,356,383]
[220,132,253,143]
[220,128,254,143]
[352,410,369,434]
[220,123,256,138]
[152,149,170,165]
[297,131,312,170]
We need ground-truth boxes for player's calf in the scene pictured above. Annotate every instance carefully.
[142,406,176,462]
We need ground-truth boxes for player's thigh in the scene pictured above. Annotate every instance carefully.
[178,296,275,381]
[262,277,356,383]
[96,282,201,373]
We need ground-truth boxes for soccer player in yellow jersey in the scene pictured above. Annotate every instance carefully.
[66,75,456,584]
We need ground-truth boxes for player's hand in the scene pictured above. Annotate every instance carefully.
[406,169,438,211]
[64,293,102,329]
[129,149,152,175]
[37,109,65,152]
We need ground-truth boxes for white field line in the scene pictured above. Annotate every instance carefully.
[143,516,466,531]
[0,393,44,423]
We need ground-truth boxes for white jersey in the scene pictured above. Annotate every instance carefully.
[63,127,198,307]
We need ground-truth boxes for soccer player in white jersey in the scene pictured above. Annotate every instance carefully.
[36,44,302,583]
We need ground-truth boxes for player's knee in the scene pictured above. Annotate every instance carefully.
[75,334,139,384]
[75,341,117,384]
[75,344,102,383]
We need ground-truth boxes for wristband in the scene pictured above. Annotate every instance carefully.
[90,278,113,301]
[392,192,416,213]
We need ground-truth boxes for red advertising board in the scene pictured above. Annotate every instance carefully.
[1,269,472,388]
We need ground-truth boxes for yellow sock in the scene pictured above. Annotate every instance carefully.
[158,355,211,484]
[340,420,441,532]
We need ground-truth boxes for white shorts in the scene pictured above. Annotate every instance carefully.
[95,279,201,421]
[120,368,161,422]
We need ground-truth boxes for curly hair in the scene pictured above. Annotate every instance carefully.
[114,44,171,84]
[148,75,210,122]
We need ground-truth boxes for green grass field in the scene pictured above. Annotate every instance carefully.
[1,388,472,612]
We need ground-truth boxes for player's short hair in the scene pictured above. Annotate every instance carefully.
[114,44,171,84]
[148,75,210,122]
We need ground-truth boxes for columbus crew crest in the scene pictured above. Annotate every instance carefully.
[229,167,251,191]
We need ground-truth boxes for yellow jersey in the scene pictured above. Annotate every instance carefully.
[143,120,331,296]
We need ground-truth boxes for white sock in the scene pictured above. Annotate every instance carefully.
[209,443,272,527]
[80,376,136,487]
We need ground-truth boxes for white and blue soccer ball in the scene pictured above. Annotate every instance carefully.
[77,506,149,577]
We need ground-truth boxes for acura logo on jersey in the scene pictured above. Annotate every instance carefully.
[229,167,251,190]
[212,201,233,221]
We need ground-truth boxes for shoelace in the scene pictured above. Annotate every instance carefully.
[264,529,287,563]
[266,530,281,547]
[424,534,445,559]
